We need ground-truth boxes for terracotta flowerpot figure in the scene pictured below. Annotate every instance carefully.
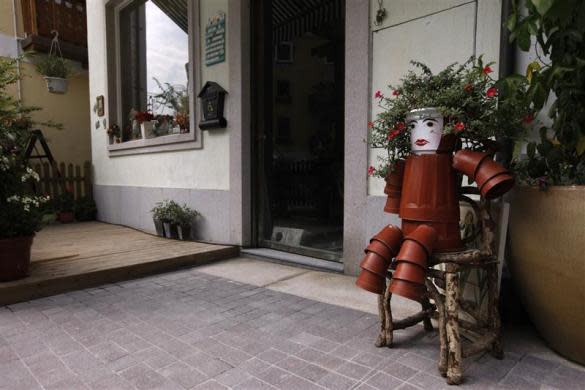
[357,107,514,302]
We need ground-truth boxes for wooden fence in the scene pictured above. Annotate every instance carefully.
[31,161,92,200]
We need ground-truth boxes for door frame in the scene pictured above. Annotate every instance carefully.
[250,0,350,262]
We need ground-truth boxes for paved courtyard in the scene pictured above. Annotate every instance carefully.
[1,258,584,390]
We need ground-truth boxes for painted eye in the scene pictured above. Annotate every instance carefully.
[426,121,434,127]
[408,123,416,130]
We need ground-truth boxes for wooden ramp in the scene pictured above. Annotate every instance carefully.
[0,222,239,305]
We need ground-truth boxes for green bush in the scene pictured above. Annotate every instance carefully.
[35,55,71,79]
[0,57,51,238]
[151,200,199,226]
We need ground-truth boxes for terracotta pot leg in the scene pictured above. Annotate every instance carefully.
[488,263,504,360]
[426,279,448,377]
[421,296,434,331]
[446,271,463,385]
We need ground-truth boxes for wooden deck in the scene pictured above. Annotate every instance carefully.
[0,222,239,305]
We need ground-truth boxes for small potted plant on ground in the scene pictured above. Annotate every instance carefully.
[1,57,51,281]
[74,197,97,221]
[35,55,71,94]
[151,200,199,240]
[151,200,171,237]
[174,204,199,241]
[55,190,75,223]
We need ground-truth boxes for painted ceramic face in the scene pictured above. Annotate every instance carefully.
[407,111,444,154]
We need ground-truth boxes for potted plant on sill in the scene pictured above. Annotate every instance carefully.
[505,0,585,365]
[0,57,51,281]
[35,55,71,94]
[131,110,155,139]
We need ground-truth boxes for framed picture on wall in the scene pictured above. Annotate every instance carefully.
[275,42,294,63]
[276,80,291,104]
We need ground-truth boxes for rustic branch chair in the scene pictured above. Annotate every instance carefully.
[375,193,503,385]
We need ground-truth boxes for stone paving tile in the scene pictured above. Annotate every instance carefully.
[2,265,585,390]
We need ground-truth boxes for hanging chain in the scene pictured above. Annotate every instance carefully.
[374,0,387,26]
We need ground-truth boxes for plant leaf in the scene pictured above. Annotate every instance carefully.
[530,0,554,15]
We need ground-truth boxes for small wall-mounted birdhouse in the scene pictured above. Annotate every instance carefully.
[197,81,227,130]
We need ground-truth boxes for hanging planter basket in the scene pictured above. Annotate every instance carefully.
[36,30,70,95]
[44,76,69,94]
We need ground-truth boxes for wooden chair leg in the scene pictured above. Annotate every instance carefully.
[421,297,434,332]
[425,279,448,377]
[426,279,447,377]
[446,271,463,385]
[488,263,503,359]
[376,280,393,347]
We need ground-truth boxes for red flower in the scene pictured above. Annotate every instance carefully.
[454,122,465,132]
[482,65,493,74]
[388,130,400,140]
[395,122,405,131]
[374,90,383,99]
[486,87,498,98]
[368,166,376,176]
[392,90,399,96]
[523,114,534,125]
[464,83,473,93]
[367,121,374,128]
[134,111,154,123]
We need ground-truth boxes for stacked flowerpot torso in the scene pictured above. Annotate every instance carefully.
[356,108,515,302]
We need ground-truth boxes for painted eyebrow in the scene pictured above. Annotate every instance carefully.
[407,120,417,125]
[422,118,439,122]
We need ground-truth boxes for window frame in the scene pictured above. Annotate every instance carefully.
[105,0,202,156]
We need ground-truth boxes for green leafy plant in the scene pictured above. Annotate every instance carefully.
[34,55,71,79]
[0,57,51,238]
[55,190,75,212]
[507,0,585,186]
[151,200,199,225]
[74,197,97,221]
[369,57,531,178]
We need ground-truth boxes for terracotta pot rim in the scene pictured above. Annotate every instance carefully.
[473,153,495,181]
[370,236,398,257]
[478,172,512,193]
[366,240,394,260]
[394,259,427,270]
[0,235,35,243]
[403,236,433,257]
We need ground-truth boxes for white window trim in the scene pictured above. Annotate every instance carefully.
[105,0,202,156]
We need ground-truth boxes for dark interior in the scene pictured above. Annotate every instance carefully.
[253,0,345,261]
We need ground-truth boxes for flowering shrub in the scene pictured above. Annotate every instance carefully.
[0,57,51,238]
[368,57,530,178]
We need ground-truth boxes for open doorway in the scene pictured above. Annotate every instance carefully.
[252,0,345,261]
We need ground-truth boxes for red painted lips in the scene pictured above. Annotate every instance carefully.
[415,139,429,146]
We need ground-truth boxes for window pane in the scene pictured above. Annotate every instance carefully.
[118,0,189,142]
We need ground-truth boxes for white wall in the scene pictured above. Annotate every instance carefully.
[367,0,502,195]
[88,0,230,190]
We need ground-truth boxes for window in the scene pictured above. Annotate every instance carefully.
[106,0,200,155]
